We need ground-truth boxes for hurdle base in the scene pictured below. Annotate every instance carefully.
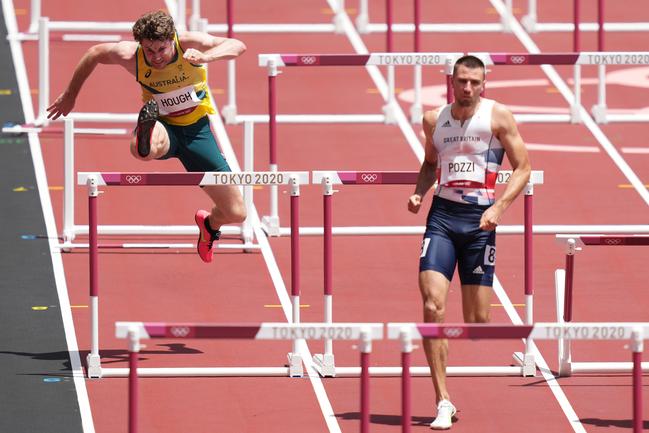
[99,367,292,378]
[221,104,238,125]
[313,353,336,377]
[513,351,537,377]
[382,102,397,125]
[332,365,525,377]
[261,216,281,237]
[86,353,102,379]
[591,104,608,124]
[287,353,303,377]
[569,361,649,374]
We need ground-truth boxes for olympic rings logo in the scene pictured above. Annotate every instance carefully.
[360,173,378,183]
[300,56,317,65]
[604,238,622,245]
[170,326,190,338]
[509,55,527,64]
[443,327,464,338]
[125,175,142,184]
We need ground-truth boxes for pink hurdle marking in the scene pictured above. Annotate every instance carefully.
[120,323,380,433]
[393,323,645,433]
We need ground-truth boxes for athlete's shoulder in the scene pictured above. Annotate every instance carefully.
[423,106,444,126]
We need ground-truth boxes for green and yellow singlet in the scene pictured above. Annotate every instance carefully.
[135,34,215,126]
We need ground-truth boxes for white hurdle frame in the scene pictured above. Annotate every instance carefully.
[117,322,382,433]
[56,120,263,249]
[554,234,649,377]
[309,170,543,377]
[79,170,309,378]
[521,0,649,35]
[389,322,647,433]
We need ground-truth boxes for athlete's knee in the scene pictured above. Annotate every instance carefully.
[422,296,446,322]
[466,309,491,323]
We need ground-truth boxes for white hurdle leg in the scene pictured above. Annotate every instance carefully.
[86,176,102,378]
[521,0,538,32]
[287,176,303,377]
[555,268,572,377]
[313,176,336,377]
[592,64,608,123]
[62,118,75,244]
[37,17,49,125]
[242,121,254,250]
[222,59,238,124]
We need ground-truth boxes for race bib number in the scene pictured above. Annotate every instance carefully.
[440,155,485,188]
[152,85,201,116]
[420,238,430,258]
[484,245,496,265]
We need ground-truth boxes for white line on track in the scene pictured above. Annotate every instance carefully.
[1,1,95,432]
[490,0,647,430]
[492,276,587,433]
[490,0,649,207]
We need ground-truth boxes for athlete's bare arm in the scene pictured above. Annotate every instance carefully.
[408,109,441,214]
[178,31,246,64]
[47,41,138,120]
[479,102,531,230]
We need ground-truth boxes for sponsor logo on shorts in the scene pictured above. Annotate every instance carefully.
[472,266,484,275]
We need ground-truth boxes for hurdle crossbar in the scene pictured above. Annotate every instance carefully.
[308,170,542,377]
[80,171,309,378]
[117,322,382,433]
[59,119,269,248]
[554,234,649,376]
[389,322,646,433]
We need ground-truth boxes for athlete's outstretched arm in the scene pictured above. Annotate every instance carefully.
[479,103,531,230]
[47,42,137,120]
[408,110,440,214]
[179,31,246,64]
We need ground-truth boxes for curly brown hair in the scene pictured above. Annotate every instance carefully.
[132,10,176,42]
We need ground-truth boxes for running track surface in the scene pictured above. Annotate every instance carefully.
[7,0,649,432]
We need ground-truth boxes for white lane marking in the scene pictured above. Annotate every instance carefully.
[526,143,600,152]
[492,276,587,433]
[490,0,649,206]
[204,52,344,433]
[2,0,95,431]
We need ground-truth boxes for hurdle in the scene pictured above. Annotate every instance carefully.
[388,322,647,433]
[521,0,649,36]
[355,0,515,36]
[116,322,383,433]
[79,170,309,378]
[257,52,462,233]
[554,234,649,376]
[309,170,543,377]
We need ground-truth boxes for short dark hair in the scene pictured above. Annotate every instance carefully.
[453,55,486,77]
[132,10,176,42]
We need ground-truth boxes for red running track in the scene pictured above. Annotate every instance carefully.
[10,0,649,432]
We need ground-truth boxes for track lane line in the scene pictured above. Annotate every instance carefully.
[333,2,589,431]
[2,0,95,432]
[492,275,587,433]
[490,0,649,207]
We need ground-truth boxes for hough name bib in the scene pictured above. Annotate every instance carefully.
[152,85,201,116]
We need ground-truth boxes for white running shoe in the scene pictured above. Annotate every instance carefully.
[430,399,456,430]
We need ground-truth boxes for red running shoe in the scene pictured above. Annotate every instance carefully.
[195,210,221,263]
[135,99,159,157]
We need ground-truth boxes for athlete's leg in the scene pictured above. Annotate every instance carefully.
[419,270,452,403]
[202,185,247,229]
[129,122,170,160]
[460,284,492,323]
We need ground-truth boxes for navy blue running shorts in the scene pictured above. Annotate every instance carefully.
[158,116,231,173]
[419,196,496,286]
